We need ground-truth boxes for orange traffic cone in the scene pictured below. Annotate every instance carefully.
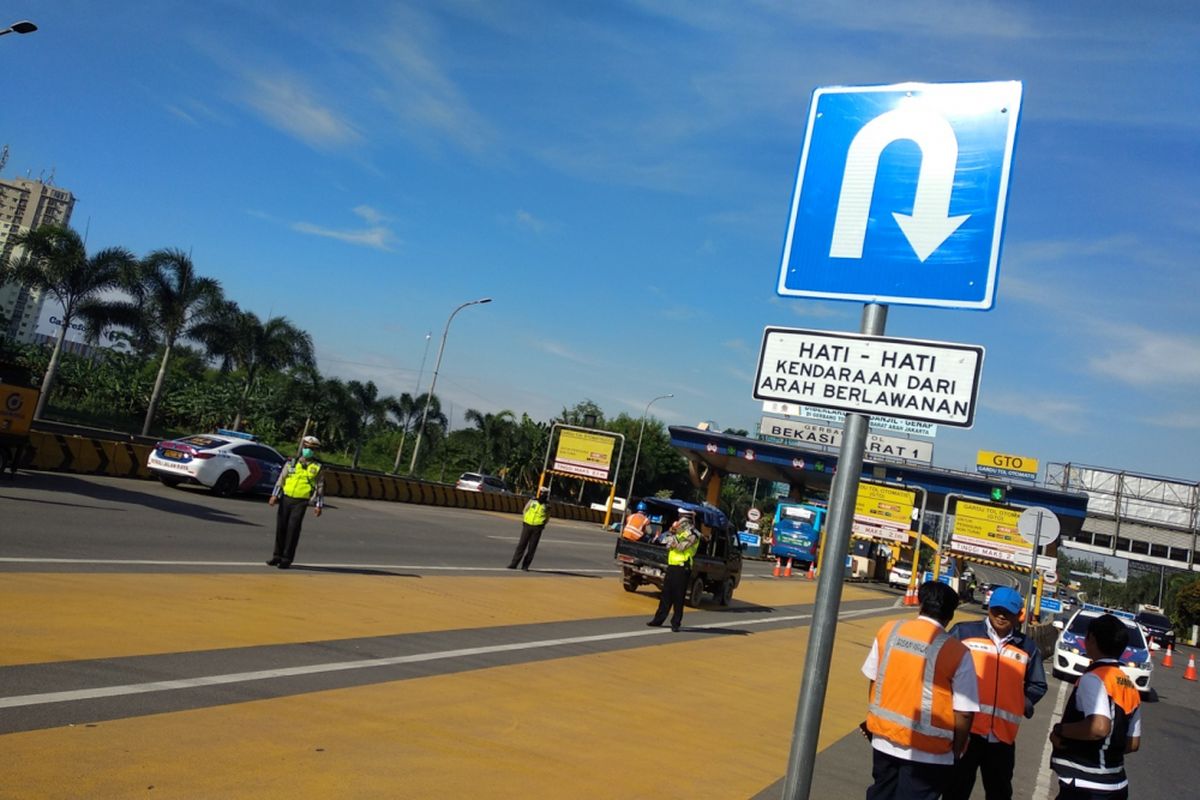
[1185,654,1198,681]
[784,557,793,578]
[904,585,918,606]
[806,562,816,580]
[773,558,781,578]
[1163,644,1174,668]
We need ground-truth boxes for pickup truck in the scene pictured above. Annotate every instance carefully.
[614,498,743,606]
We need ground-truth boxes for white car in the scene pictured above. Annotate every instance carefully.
[455,472,509,493]
[147,429,286,497]
[1052,605,1153,694]
[887,561,913,588]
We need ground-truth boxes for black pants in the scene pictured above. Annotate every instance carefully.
[273,495,310,564]
[650,564,690,629]
[1056,783,1128,800]
[865,748,952,800]
[509,523,545,569]
[947,734,1015,800]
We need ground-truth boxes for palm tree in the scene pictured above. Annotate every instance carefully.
[200,303,315,430]
[0,225,135,419]
[387,392,419,473]
[346,379,393,468]
[100,248,224,435]
[463,408,516,474]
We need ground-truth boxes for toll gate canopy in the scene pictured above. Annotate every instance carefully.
[669,426,1089,540]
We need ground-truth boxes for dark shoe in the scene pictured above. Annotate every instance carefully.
[521,565,531,571]
[266,558,281,567]
[506,564,517,569]
[277,561,292,569]
[671,625,681,632]
[646,620,664,627]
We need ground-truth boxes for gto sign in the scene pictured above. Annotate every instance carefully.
[975,450,1039,481]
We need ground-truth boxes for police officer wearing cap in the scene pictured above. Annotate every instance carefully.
[947,585,1047,800]
[267,435,324,569]
[646,507,701,632]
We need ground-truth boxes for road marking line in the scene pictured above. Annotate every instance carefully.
[0,558,616,572]
[0,604,896,710]
[1035,678,1070,799]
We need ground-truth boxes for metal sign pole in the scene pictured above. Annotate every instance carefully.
[1023,515,1043,635]
[781,303,887,800]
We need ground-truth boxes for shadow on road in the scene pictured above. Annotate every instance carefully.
[289,565,421,578]
[681,626,752,636]
[527,569,602,579]
[7,472,257,526]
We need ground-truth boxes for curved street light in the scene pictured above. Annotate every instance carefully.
[407,297,492,475]
[0,21,38,36]
[619,393,673,531]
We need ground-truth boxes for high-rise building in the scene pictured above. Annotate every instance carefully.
[0,176,77,342]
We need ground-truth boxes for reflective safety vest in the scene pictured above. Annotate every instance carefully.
[523,499,548,526]
[666,526,699,567]
[866,618,969,755]
[622,512,649,541]
[1051,661,1139,791]
[960,631,1032,743]
[282,461,321,499]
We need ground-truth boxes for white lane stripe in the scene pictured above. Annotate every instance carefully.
[1035,678,1071,799]
[0,604,896,709]
[0,558,617,573]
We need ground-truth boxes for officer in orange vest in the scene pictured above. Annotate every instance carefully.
[862,581,980,800]
[1050,613,1142,800]
[622,501,650,541]
[946,586,1047,800]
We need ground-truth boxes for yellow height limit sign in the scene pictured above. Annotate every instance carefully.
[552,429,616,480]
[852,483,916,543]
[950,500,1028,565]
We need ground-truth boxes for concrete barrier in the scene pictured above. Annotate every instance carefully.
[20,428,606,524]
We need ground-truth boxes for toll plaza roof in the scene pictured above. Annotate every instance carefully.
[668,426,1089,536]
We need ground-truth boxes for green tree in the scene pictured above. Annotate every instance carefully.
[346,380,394,469]
[463,408,516,473]
[201,303,315,430]
[94,248,224,435]
[0,225,135,418]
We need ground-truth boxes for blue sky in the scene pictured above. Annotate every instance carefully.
[5,1,1199,481]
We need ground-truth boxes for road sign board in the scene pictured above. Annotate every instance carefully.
[762,401,938,437]
[759,415,933,464]
[1018,506,1061,546]
[1043,571,1059,587]
[747,508,762,522]
[1040,597,1063,614]
[777,81,1023,309]
[853,483,916,543]
[976,449,1039,481]
[754,327,984,428]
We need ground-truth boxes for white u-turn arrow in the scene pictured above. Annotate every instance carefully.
[829,107,969,263]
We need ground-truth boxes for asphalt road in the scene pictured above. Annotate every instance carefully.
[2,472,1198,798]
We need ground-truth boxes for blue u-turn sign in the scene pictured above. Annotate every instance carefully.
[777,81,1023,310]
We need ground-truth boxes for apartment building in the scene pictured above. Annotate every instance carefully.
[0,176,76,342]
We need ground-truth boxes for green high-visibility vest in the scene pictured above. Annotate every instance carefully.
[667,528,700,566]
[283,461,321,499]
[523,499,548,526]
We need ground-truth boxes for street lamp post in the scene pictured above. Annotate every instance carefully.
[392,331,433,474]
[407,298,492,475]
[619,393,673,531]
[0,21,37,36]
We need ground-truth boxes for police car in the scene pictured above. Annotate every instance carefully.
[1051,604,1153,694]
[147,429,286,497]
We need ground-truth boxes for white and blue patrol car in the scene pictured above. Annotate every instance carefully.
[1052,604,1153,694]
[147,429,286,497]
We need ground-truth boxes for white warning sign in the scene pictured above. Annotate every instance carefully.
[754,327,984,428]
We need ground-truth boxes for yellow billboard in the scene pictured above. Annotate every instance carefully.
[552,429,617,480]
[852,483,915,543]
[950,500,1028,564]
[975,450,1039,480]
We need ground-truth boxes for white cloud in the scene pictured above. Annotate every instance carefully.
[1141,410,1200,430]
[1088,328,1200,387]
[353,205,387,225]
[241,71,361,148]
[980,391,1087,434]
[291,222,395,251]
[514,209,546,233]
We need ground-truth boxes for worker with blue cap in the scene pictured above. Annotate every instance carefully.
[946,584,1048,800]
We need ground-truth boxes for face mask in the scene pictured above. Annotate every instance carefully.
[301,448,314,459]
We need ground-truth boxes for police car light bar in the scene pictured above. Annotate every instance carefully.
[216,428,258,442]
[1081,603,1136,621]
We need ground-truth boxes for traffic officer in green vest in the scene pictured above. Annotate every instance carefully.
[646,507,703,632]
[508,486,551,571]
[267,435,324,569]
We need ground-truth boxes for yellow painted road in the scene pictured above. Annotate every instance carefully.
[1,573,907,799]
